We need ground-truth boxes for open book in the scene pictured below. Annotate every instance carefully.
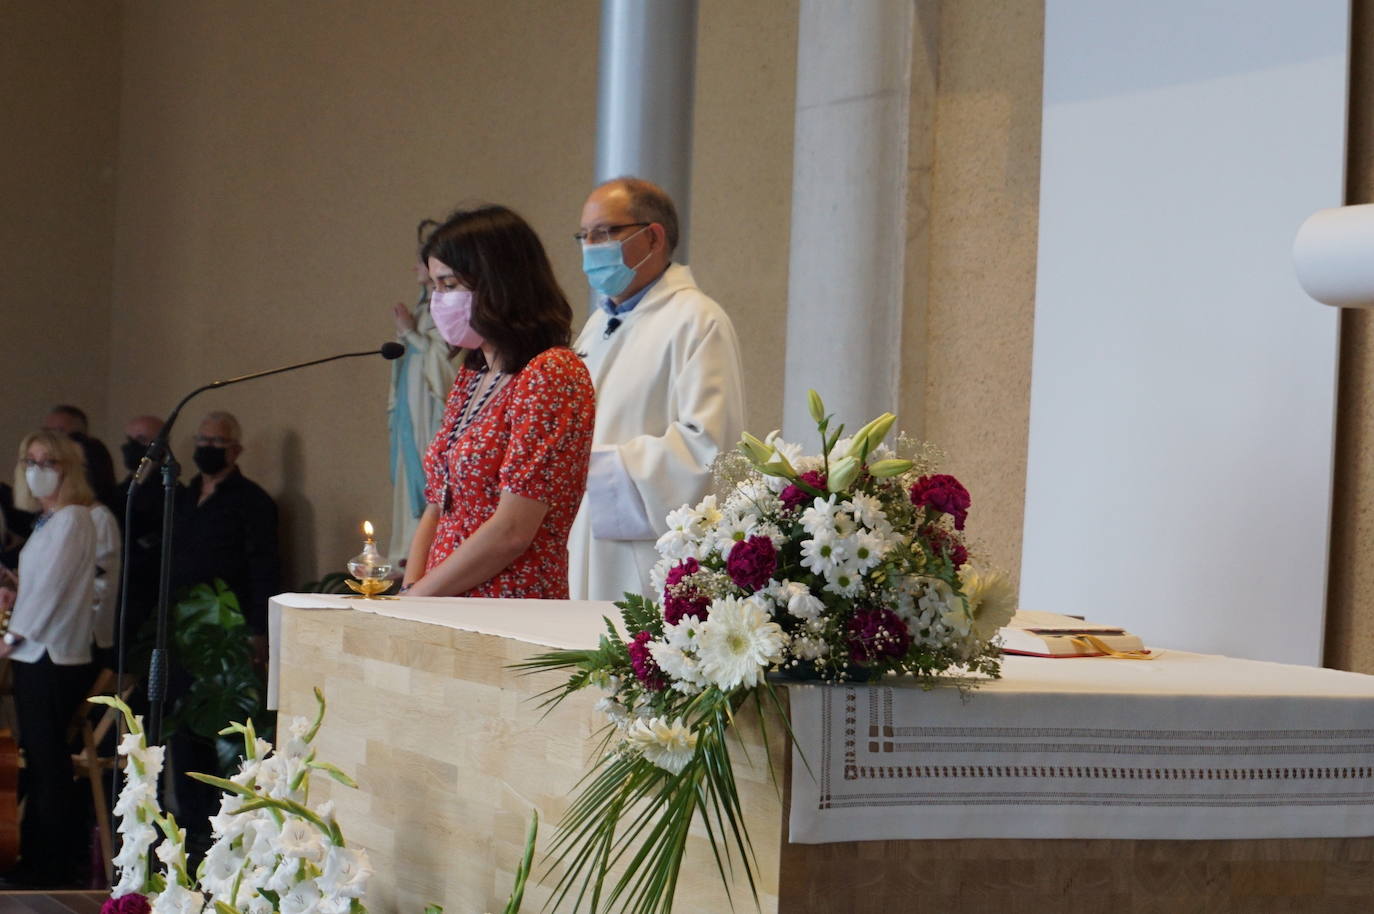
[998,610,1151,658]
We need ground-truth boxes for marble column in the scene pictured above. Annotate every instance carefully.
[595,0,699,262]
[782,0,919,441]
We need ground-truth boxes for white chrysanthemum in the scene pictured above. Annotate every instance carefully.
[646,641,707,690]
[799,529,847,577]
[276,816,325,861]
[649,557,675,596]
[150,882,205,914]
[656,503,709,560]
[695,596,787,691]
[626,717,699,775]
[799,495,840,536]
[849,529,889,572]
[663,616,704,650]
[821,560,864,598]
[960,564,1017,642]
[842,493,888,530]
[318,846,372,899]
[918,577,970,637]
[279,877,322,914]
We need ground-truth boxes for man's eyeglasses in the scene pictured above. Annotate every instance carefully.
[195,436,236,447]
[573,222,649,245]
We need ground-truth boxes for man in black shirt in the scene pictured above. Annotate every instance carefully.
[173,410,280,639]
[169,410,279,850]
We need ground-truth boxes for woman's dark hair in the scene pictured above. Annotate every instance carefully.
[421,205,573,373]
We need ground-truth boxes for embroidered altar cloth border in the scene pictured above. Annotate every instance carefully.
[788,651,1374,842]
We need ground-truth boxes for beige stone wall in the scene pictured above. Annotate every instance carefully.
[908,0,1044,587]
[0,0,121,466]
[101,0,797,586]
[1326,0,1374,674]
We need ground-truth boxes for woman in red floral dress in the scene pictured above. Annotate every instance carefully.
[400,205,594,599]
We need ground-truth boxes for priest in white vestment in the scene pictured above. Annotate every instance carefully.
[568,177,745,603]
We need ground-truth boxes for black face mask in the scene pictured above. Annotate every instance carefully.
[193,445,229,476]
[121,438,144,474]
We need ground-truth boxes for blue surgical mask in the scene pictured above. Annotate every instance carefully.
[581,226,651,299]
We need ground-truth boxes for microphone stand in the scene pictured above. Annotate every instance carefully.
[123,345,402,747]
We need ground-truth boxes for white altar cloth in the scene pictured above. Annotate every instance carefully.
[268,595,1374,842]
[788,653,1374,842]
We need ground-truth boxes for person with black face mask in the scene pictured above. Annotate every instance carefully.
[171,410,280,639]
[117,415,175,642]
[168,410,280,856]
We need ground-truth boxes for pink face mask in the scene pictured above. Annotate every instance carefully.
[430,288,485,348]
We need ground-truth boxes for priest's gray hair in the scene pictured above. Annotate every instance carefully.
[606,176,680,256]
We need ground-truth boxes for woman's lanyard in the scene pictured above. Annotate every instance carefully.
[440,367,508,513]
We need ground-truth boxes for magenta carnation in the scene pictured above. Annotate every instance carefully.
[627,630,668,692]
[726,535,778,592]
[781,470,828,510]
[924,525,969,567]
[909,474,971,530]
[663,558,710,625]
[846,607,913,664]
[104,896,151,914]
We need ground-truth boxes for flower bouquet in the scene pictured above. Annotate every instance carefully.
[519,391,1015,913]
[97,689,372,914]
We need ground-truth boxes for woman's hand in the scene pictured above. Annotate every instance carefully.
[392,302,418,335]
[0,587,14,615]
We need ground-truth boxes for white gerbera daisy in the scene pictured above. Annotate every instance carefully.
[626,717,699,774]
[960,564,1017,641]
[695,596,787,691]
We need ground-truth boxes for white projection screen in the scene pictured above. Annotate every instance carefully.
[1021,0,1350,665]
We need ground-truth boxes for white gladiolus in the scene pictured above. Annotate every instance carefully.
[279,877,322,914]
[277,816,326,861]
[318,846,373,899]
[150,882,204,914]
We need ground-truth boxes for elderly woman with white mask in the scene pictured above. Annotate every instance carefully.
[2,429,108,886]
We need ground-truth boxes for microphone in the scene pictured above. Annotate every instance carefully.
[126,341,403,747]
[132,343,403,488]
[604,317,623,339]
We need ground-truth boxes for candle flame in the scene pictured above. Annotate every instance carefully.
[362,520,374,538]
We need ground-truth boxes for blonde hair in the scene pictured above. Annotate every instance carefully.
[14,430,94,512]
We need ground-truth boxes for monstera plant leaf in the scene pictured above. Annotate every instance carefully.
[165,580,272,769]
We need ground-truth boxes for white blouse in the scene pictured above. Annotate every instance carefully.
[9,504,97,665]
[90,503,121,651]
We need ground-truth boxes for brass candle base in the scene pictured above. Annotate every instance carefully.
[345,577,394,599]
